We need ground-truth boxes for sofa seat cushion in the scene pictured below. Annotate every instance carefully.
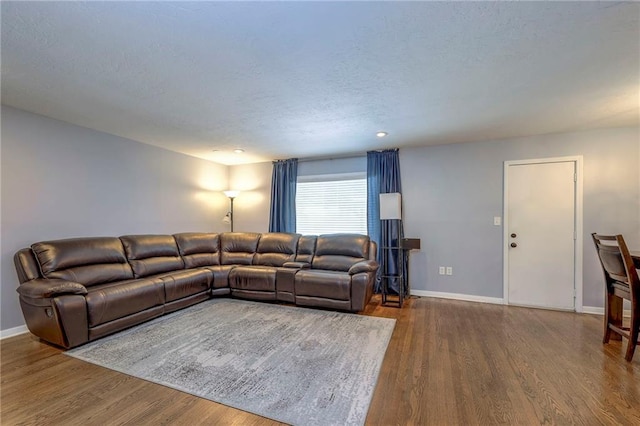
[149,269,213,302]
[295,270,351,301]
[204,265,236,289]
[85,279,164,327]
[229,265,277,292]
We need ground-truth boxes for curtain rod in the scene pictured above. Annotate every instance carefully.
[275,148,398,164]
[296,152,366,163]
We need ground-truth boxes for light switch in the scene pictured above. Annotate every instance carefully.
[494,216,501,226]
[438,266,445,275]
[446,267,453,275]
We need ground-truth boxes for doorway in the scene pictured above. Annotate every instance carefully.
[503,157,583,311]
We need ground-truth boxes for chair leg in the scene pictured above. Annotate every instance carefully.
[609,295,625,342]
[624,309,639,362]
[603,293,613,343]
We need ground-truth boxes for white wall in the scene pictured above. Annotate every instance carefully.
[225,127,639,309]
[1,106,229,331]
[401,127,639,307]
[228,162,272,233]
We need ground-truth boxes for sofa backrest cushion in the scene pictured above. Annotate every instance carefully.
[220,232,260,265]
[174,232,220,268]
[31,237,133,286]
[295,235,317,263]
[120,235,184,278]
[311,234,370,272]
[253,233,300,266]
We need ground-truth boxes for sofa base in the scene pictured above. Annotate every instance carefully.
[295,296,352,312]
[277,292,295,303]
[165,291,210,314]
[231,289,276,301]
[89,305,165,341]
[212,288,231,296]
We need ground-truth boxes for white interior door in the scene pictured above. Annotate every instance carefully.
[506,160,577,310]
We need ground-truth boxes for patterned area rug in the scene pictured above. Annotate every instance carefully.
[66,299,395,425]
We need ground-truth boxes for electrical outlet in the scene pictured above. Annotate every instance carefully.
[438,266,445,275]
[446,267,453,275]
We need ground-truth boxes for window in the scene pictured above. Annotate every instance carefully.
[296,173,367,235]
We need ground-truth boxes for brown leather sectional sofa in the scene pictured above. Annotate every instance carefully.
[14,232,378,349]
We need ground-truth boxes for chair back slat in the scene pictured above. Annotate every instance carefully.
[597,245,628,283]
[592,233,639,297]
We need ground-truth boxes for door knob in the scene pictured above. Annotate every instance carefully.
[510,233,517,238]
[510,242,517,248]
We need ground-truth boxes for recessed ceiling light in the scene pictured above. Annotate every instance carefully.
[376,132,388,138]
[233,148,245,154]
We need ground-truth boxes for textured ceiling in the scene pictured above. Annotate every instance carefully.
[2,2,639,165]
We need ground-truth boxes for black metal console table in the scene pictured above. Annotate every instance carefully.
[381,238,420,308]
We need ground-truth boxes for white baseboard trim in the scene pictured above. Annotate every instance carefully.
[409,292,633,316]
[0,325,28,339]
[410,290,504,305]
[582,306,631,317]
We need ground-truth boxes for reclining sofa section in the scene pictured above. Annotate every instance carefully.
[14,232,378,349]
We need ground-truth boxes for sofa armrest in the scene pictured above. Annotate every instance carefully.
[348,260,379,275]
[17,279,88,299]
[283,261,311,269]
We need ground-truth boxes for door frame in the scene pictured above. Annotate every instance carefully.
[502,156,584,312]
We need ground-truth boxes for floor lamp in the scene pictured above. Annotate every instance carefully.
[223,190,239,232]
[379,193,404,307]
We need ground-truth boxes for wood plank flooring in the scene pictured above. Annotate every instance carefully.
[2,295,639,425]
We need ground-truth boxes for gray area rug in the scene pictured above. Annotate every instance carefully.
[66,299,395,425]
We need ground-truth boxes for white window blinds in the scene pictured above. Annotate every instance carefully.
[296,173,367,235]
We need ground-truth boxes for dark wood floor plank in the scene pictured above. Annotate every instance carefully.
[2,295,639,425]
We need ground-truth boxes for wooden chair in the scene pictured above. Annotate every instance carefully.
[591,233,640,361]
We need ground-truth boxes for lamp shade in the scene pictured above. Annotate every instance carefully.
[223,190,239,198]
[379,193,402,220]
